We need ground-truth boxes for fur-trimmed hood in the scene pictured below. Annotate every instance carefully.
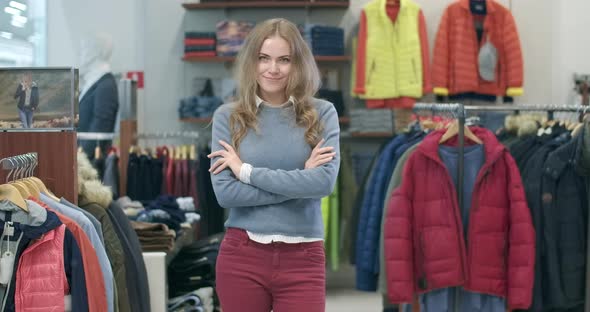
[77,150,113,208]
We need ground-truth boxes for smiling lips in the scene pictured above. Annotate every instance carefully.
[263,76,284,82]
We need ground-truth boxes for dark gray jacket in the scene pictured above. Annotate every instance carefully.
[107,201,151,312]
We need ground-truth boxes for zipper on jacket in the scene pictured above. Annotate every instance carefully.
[411,58,418,84]
[367,59,376,85]
[1,232,23,311]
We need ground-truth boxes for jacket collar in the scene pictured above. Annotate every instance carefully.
[0,200,61,240]
[417,126,506,167]
[459,0,497,14]
[379,0,410,21]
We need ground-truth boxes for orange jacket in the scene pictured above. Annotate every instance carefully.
[432,0,523,97]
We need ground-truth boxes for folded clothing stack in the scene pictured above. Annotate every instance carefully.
[349,109,394,134]
[216,20,255,57]
[137,195,187,233]
[178,96,223,118]
[117,196,145,218]
[184,32,217,58]
[168,287,214,312]
[302,24,344,56]
[132,221,177,252]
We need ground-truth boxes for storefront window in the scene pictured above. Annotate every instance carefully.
[0,0,46,67]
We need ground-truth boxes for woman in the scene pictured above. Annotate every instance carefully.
[14,71,39,128]
[208,18,340,312]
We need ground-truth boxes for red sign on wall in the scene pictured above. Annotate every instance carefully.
[126,71,144,89]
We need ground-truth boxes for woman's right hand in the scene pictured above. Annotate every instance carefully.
[305,139,336,169]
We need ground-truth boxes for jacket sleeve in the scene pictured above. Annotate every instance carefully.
[384,155,415,304]
[14,84,24,100]
[64,228,90,312]
[353,10,368,95]
[249,104,340,199]
[210,106,292,208]
[503,12,524,97]
[505,153,535,309]
[32,87,39,109]
[432,8,450,96]
[418,10,432,94]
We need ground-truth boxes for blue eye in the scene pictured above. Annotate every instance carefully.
[279,58,291,63]
[258,55,269,61]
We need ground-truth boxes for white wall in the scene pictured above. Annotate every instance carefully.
[47,0,589,134]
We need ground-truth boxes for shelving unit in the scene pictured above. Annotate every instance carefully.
[182,55,350,63]
[182,1,349,10]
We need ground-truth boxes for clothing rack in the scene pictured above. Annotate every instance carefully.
[135,131,200,140]
[414,102,590,312]
[0,152,38,171]
[76,132,117,141]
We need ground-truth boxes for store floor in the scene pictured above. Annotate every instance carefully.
[326,288,382,312]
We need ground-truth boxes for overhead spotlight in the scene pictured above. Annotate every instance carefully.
[11,20,24,28]
[4,6,20,15]
[9,1,26,11]
[0,32,13,39]
[12,15,27,23]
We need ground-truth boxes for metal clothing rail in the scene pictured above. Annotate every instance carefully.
[76,132,117,140]
[135,131,200,139]
[0,152,38,171]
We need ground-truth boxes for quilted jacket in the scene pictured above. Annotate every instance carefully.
[384,127,535,310]
[432,0,523,97]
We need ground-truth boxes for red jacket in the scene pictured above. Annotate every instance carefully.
[432,0,523,96]
[384,127,535,309]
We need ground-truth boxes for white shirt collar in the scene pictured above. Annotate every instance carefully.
[255,95,295,108]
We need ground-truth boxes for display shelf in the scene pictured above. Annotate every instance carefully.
[182,55,350,62]
[182,1,349,10]
[180,116,351,124]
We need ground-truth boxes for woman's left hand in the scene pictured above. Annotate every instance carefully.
[207,140,243,177]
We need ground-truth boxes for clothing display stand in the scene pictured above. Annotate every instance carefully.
[413,102,590,312]
[0,131,78,203]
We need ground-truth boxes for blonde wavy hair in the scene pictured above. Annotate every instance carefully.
[230,18,323,151]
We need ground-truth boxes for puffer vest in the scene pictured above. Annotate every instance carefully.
[15,224,68,312]
[363,0,423,99]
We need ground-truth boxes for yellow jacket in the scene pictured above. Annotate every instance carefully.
[363,0,423,99]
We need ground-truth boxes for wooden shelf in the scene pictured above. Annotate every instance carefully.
[183,1,349,10]
[182,55,350,63]
[182,116,350,124]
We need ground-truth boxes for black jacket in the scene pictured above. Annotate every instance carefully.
[519,133,570,312]
[78,73,119,160]
[13,83,39,111]
[541,132,588,310]
[106,202,151,312]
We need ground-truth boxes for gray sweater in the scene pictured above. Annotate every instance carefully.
[210,98,340,238]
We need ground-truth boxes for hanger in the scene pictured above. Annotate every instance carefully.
[9,157,35,199]
[0,158,28,212]
[439,120,483,145]
[26,154,59,201]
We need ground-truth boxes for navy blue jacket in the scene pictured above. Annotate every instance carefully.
[78,73,119,159]
[356,134,411,291]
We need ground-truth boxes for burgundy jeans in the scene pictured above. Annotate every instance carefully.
[216,228,326,312]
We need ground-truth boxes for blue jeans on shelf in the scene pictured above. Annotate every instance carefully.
[18,108,33,128]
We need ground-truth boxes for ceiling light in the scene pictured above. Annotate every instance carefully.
[9,1,26,11]
[0,32,13,39]
[11,20,24,28]
[12,15,27,23]
[4,6,20,15]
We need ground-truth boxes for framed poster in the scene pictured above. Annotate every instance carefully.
[0,67,77,130]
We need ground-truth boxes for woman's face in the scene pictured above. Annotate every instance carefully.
[256,36,292,99]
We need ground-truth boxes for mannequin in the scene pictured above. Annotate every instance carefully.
[78,32,119,160]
